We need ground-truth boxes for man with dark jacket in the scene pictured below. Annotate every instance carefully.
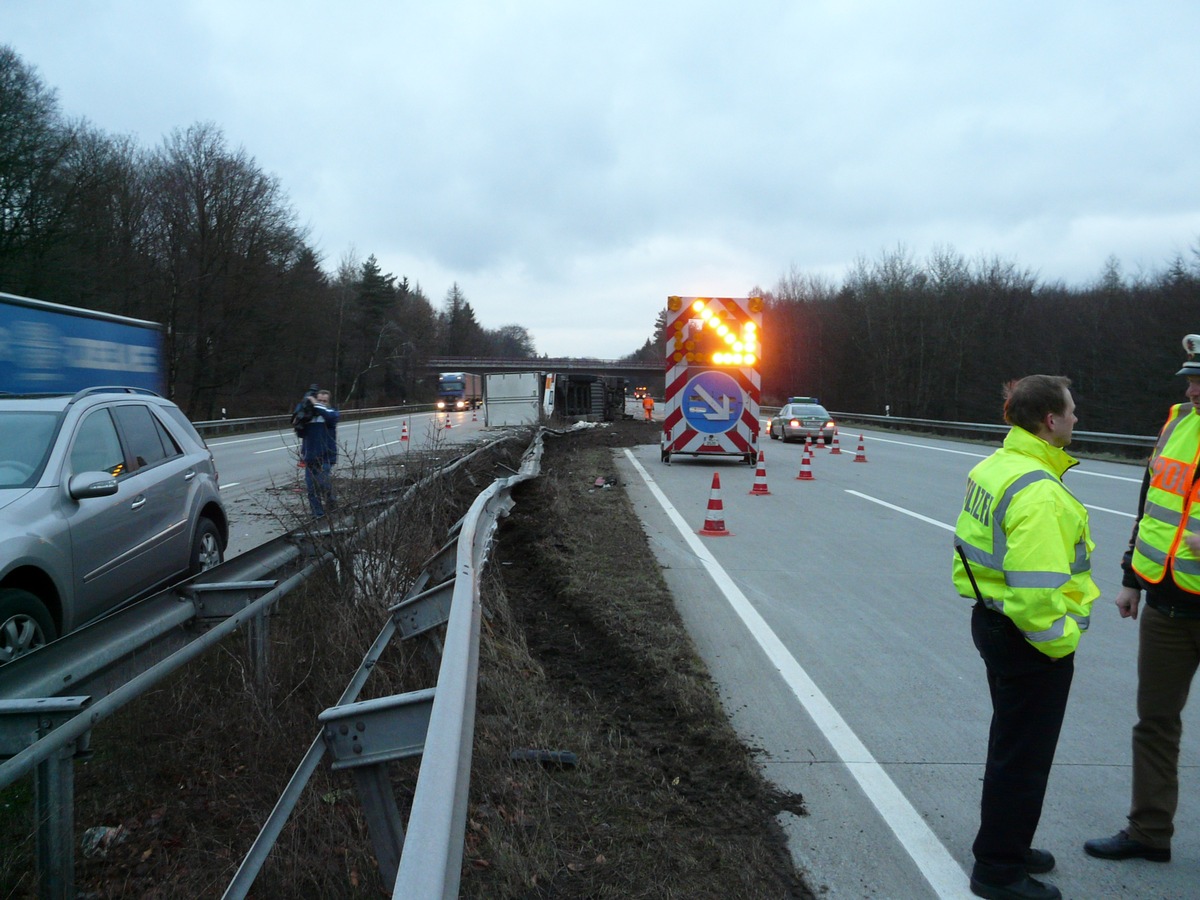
[299,389,339,518]
[1085,335,1200,864]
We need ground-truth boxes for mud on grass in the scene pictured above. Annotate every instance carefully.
[464,420,812,899]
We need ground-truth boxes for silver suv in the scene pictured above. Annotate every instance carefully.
[0,387,228,661]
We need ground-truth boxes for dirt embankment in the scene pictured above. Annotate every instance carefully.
[462,419,813,898]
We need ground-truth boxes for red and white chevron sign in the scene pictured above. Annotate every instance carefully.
[660,296,762,465]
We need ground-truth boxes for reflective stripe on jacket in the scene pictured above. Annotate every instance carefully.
[1131,403,1200,592]
[952,426,1098,658]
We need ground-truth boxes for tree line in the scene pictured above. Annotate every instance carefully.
[0,46,535,419]
[739,245,1200,437]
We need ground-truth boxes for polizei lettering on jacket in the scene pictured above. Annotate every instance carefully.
[962,477,994,527]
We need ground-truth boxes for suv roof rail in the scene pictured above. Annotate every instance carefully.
[69,386,163,403]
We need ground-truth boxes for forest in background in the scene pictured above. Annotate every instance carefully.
[3,45,1198,434]
[752,246,1200,436]
[0,46,535,420]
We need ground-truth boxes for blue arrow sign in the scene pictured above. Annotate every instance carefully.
[681,370,744,435]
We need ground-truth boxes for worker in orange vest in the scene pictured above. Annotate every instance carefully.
[642,394,655,421]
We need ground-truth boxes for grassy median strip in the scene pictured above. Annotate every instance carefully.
[465,425,811,898]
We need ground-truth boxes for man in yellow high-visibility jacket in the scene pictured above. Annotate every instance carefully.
[1085,335,1200,865]
[953,374,1098,900]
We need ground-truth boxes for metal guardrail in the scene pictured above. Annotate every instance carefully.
[192,403,438,437]
[426,356,659,372]
[757,407,1157,451]
[222,430,547,899]
[0,430,537,899]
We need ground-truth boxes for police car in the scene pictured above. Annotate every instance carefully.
[768,398,836,444]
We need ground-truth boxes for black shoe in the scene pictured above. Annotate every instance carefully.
[1023,848,1055,874]
[1083,830,1170,862]
[970,874,1061,900]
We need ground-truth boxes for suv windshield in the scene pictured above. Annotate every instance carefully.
[0,410,61,487]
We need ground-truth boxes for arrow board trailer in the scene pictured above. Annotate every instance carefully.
[661,295,762,465]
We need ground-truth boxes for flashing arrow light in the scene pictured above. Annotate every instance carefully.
[669,297,760,367]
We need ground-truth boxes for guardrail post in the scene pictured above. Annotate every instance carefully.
[0,698,91,900]
[188,581,279,694]
[247,608,270,693]
[319,689,435,889]
[35,742,77,900]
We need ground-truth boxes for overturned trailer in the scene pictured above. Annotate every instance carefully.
[483,371,630,427]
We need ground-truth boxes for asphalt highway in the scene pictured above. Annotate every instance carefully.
[617,427,1200,900]
[206,407,496,557]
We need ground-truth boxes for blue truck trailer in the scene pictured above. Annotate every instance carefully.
[0,293,164,394]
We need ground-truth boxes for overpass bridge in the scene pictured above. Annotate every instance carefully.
[425,357,664,394]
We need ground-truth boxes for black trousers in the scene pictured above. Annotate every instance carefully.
[971,602,1075,885]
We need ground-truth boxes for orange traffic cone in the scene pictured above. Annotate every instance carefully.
[472,407,478,422]
[400,420,410,442]
[853,436,868,462]
[698,473,732,536]
[804,435,813,454]
[444,415,453,430]
[829,433,841,455]
[796,454,814,481]
[749,451,771,495]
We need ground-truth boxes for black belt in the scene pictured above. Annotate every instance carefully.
[1147,598,1200,620]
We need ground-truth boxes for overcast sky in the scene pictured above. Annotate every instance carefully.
[7,2,1200,357]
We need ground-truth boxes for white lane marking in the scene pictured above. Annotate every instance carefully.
[1071,469,1141,482]
[219,482,239,490]
[254,445,296,455]
[1085,505,1136,518]
[624,450,969,899]
[845,490,956,531]
[864,436,989,458]
[862,435,1142,482]
[847,488,1135,530]
[208,434,289,448]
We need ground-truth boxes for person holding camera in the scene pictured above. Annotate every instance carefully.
[295,388,339,518]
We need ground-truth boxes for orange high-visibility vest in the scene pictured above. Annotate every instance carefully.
[1131,403,1200,593]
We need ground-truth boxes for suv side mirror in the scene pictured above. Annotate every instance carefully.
[68,472,120,500]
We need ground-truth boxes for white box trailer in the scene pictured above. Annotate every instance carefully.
[483,372,556,426]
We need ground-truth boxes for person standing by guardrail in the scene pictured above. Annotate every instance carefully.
[1084,335,1200,866]
[299,389,339,518]
[952,375,1098,900]
[642,394,654,421]
[291,383,319,460]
